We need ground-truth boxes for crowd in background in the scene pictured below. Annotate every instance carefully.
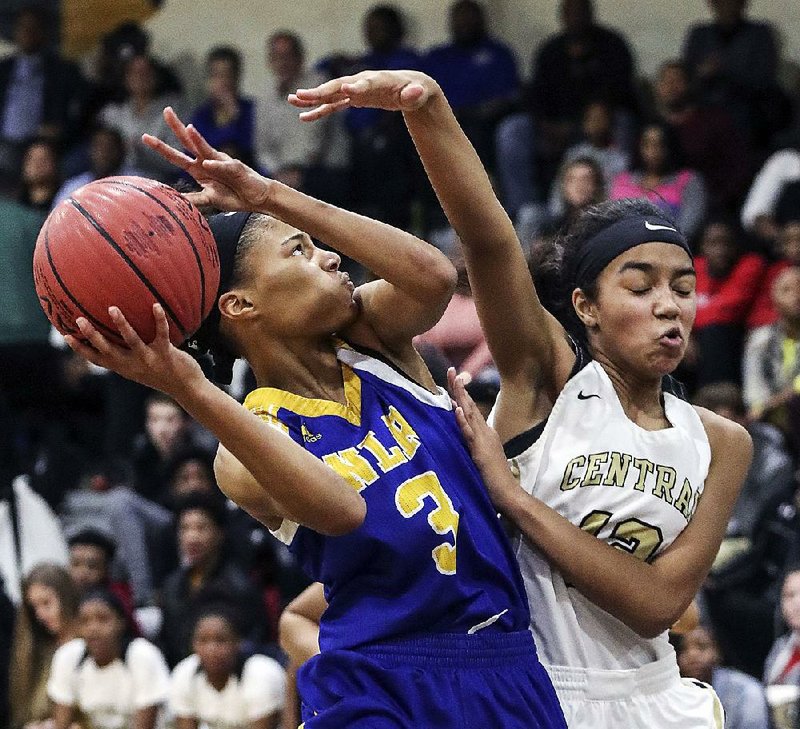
[2,0,800,726]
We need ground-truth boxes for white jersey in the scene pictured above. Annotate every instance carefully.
[507,358,711,671]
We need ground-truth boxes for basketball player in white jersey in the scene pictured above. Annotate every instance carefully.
[292,71,752,727]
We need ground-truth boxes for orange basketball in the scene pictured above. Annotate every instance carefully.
[33,176,219,346]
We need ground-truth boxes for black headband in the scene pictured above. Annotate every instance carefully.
[574,215,692,289]
[183,211,251,384]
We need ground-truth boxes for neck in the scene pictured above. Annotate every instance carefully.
[784,318,800,340]
[206,670,232,692]
[92,645,123,668]
[244,334,346,403]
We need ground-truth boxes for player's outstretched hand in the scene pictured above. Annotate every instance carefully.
[289,70,439,122]
[64,304,205,398]
[448,368,520,510]
[142,107,271,212]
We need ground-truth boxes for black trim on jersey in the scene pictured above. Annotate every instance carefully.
[502,334,688,459]
[341,340,432,392]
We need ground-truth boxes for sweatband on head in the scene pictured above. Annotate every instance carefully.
[182,211,252,384]
[574,215,693,289]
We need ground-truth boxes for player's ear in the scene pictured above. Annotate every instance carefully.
[572,287,598,329]
[218,289,254,321]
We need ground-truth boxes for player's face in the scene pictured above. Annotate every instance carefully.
[782,571,800,632]
[69,544,108,591]
[240,219,359,337]
[192,615,238,677]
[677,626,719,682]
[79,599,125,663]
[581,242,696,378]
[26,583,63,637]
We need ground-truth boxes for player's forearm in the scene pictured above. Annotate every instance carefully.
[261,180,455,307]
[172,372,365,535]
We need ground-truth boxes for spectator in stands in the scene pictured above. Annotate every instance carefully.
[610,121,709,240]
[651,59,752,215]
[682,0,783,148]
[0,577,13,728]
[17,137,59,212]
[423,0,520,168]
[741,144,800,244]
[169,606,285,729]
[0,6,87,182]
[47,589,169,729]
[764,570,800,727]
[695,383,796,677]
[256,32,349,206]
[99,54,183,182]
[9,563,79,729]
[52,126,138,208]
[160,494,265,667]
[747,221,800,330]
[693,219,765,385]
[67,527,134,622]
[676,621,770,728]
[344,5,420,232]
[190,46,255,165]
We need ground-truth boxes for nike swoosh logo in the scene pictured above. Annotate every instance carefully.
[644,221,678,232]
[577,391,600,400]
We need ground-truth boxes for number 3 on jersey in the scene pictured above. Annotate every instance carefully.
[395,471,459,575]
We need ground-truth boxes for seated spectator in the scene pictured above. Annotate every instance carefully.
[9,563,79,729]
[610,121,708,240]
[99,54,184,182]
[190,46,255,164]
[17,137,59,212]
[747,220,800,330]
[160,494,266,667]
[682,0,784,149]
[676,621,770,729]
[764,570,800,727]
[545,101,627,219]
[67,527,134,622]
[693,219,765,385]
[169,606,285,729]
[651,59,752,215]
[423,0,520,169]
[52,126,139,208]
[48,589,169,729]
[59,458,174,610]
[0,576,13,728]
[0,7,87,183]
[255,32,349,206]
[740,145,800,243]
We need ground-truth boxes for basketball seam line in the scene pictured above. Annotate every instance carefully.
[67,197,190,338]
[95,179,209,319]
[41,222,123,341]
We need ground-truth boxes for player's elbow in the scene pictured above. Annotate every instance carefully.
[629,597,692,639]
[316,493,366,536]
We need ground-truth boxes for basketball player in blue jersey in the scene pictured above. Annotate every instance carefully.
[293,72,752,726]
[63,109,566,728]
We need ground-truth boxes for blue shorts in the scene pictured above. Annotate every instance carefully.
[298,630,567,728]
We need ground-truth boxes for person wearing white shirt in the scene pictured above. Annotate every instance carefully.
[169,609,285,729]
[48,590,169,729]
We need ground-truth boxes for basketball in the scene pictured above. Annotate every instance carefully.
[33,176,220,346]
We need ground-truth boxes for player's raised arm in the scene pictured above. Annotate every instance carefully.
[144,109,456,364]
[292,72,576,438]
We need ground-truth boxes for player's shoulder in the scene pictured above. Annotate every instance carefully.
[692,406,753,459]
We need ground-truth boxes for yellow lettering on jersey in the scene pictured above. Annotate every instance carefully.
[252,408,290,436]
[631,458,655,492]
[602,451,632,487]
[690,488,703,519]
[395,471,459,575]
[322,448,379,493]
[382,406,421,460]
[652,465,677,505]
[560,455,586,491]
[582,452,609,487]
[358,431,408,472]
[674,478,694,519]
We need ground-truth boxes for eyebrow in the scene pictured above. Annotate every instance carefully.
[618,261,696,278]
[281,232,306,248]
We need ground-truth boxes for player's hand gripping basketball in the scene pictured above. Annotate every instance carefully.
[142,107,271,213]
[448,368,521,512]
[289,70,438,121]
[64,304,204,399]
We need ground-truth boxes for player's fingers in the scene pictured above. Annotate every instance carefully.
[298,99,351,122]
[287,94,319,108]
[151,303,171,345]
[163,106,193,146]
[109,306,146,351]
[399,82,427,109]
[454,406,475,443]
[181,190,213,208]
[186,124,226,161]
[340,78,371,97]
[141,134,195,170]
[64,334,105,367]
[293,76,357,102]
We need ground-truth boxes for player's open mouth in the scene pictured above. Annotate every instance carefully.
[340,272,355,292]
[658,328,683,348]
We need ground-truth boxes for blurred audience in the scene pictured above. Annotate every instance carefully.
[764,570,800,728]
[17,137,60,212]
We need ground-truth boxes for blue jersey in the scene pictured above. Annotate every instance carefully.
[244,343,531,651]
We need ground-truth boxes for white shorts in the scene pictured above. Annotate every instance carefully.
[545,654,725,728]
